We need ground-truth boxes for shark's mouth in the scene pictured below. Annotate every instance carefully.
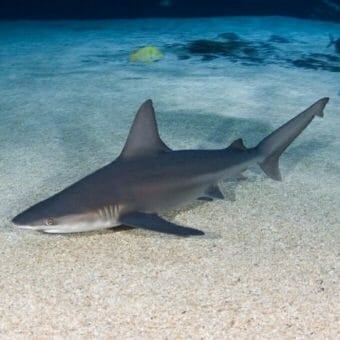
[13,220,119,234]
[14,224,43,231]
[13,223,58,232]
[41,221,119,234]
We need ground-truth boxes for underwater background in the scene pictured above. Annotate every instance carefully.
[1,0,340,22]
[0,1,339,338]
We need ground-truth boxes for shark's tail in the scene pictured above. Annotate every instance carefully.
[256,97,329,181]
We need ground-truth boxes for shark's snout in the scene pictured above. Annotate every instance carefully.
[11,206,47,229]
[12,212,29,226]
[11,212,35,229]
[11,194,63,230]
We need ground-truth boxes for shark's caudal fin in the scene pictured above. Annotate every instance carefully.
[119,99,172,160]
[256,97,329,181]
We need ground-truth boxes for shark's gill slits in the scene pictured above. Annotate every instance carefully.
[109,205,114,220]
[104,206,109,221]
[97,208,104,220]
[97,205,119,223]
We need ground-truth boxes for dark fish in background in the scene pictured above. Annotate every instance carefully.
[327,34,340,53]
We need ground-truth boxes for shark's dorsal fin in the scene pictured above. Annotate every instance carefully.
[119,99,171,160]
[229,138,247,151]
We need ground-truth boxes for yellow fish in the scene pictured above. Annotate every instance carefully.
[130,46,163,63]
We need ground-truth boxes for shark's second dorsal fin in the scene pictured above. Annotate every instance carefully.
[228,138,247,151]
[119,99,171,160]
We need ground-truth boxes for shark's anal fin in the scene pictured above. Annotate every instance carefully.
[119,100,172,160]
[119,212,204,236]
[236,173,247,181]
[204,184,225,200]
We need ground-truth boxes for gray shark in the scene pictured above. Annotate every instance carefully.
[12,97,329,236]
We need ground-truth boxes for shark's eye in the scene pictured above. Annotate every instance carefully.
[46,218,55,226]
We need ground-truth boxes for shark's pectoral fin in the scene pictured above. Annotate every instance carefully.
[119,212,204,236]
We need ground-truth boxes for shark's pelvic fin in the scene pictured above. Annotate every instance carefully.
[257,97,329,181]
[119,99,172,160]
[119,212,204,236]
[204,185,225,199]
[198,184,224,201]
[197,197,214,202]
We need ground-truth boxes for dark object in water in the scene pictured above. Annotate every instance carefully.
[187,39,241,55]
[268,35,290,43]
[290,54,340,72]
[217,32,241,41]
[327,34,340,54]
[181,37,267,63]
[310,53,340,62]
[169,34,339,72]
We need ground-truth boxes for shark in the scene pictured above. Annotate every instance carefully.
[12,97,329,236]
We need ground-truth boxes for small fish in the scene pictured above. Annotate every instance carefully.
[130,46,163,63]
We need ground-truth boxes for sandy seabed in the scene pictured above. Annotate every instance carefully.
[0,16,339,338]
